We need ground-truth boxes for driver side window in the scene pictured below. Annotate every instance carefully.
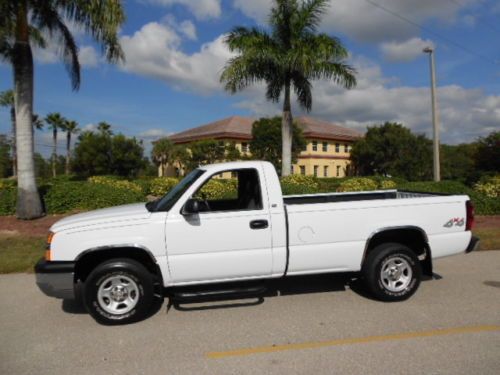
[192,169,262,212]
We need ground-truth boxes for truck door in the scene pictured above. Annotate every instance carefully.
[165,167,273,284]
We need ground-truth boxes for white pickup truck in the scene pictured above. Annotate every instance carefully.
[36,161,479,324]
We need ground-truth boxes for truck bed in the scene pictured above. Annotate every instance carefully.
[283,190,441,205]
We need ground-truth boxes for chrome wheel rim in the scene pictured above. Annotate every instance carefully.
[97,275,139,315]
[380,256,412,293]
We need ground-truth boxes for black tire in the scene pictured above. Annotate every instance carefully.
[362,243,421,302]
[83,258,154,325]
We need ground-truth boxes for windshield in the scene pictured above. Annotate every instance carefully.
[150,169,205,212]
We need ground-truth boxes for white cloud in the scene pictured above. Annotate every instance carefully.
[34,44,100,67]
[232,0,270,22]
[163,15,197,40]
[78,46,99,67]
[233,0,482,43]
[380,37,435,62]
[82,123,98,132]
[119,22,233,93]
[232,56,500,144]
[118,22,498,144]
[137,128,172,139]
[144,0,221,19]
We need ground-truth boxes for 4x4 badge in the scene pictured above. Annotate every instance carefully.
[444,218,465,228]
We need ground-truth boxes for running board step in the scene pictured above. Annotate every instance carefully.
[171,285,267,302]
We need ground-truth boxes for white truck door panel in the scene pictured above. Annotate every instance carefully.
[165,210,272,283]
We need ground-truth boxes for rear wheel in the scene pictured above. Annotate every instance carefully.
[83,259,154,325]
[362,243,421,301]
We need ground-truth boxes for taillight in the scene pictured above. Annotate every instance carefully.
[466,200,475,231]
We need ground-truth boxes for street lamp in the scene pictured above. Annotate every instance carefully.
[423,46,440,182]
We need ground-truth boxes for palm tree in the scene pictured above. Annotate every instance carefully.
[31,113,43,154]
[61,119,79,174]
[97,121,113,136]
[0,1,125,219]
[220,0,356,176]
[0,89,16,177]
[152,138,175,177]
[45,112,65,178]
[31,114,43,130]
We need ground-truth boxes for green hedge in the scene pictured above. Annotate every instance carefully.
[1,176,498,216]
[0,186,16,215]
[44,181,145,214]
[398,180,500,215]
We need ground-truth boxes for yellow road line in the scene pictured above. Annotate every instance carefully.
[207,325,500,359]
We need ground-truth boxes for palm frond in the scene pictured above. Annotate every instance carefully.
[60,0,125,63]
[291,72,312,111]
[295,0,329,34]
[31,1,81,90]
[265,76,285,103]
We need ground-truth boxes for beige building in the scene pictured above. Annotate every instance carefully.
[161,115,362,178]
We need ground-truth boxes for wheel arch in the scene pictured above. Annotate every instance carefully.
[74,245,163,284]
[362,226,433,276]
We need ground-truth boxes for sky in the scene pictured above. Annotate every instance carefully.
[1,0,500,158]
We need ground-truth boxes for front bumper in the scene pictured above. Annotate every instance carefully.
[35,259,75,299]
[465,235,480,253]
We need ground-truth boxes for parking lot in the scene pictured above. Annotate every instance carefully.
[1,251,499,375]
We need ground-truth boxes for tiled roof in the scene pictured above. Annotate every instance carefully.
[167,115,363,143]
[168,116,255,143]
[296,116,363,141]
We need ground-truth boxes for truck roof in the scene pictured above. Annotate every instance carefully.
[199,160,270,172]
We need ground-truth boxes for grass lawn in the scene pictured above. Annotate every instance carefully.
[0,235,45,273]
[474,228,500,251]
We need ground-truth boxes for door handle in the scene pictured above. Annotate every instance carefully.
[249,219,268,230]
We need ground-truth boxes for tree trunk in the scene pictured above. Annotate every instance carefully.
[281,81,293,176]
[65,132,71,174]
[13,1,44,219]
[11,107,16,177]
[52,127,57,177]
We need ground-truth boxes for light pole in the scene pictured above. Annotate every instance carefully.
[423,46,440,182]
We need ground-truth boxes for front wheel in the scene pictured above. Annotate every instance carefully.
[83,259,154,325]
[362,243,422,302]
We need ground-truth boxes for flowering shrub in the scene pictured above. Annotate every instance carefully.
[379,180,397,190]
[195,179,238,200]
[0,179,16,190]
[88,176,142,194]
[149,177,180,196]
[281,174,319,195]
[474,175,500,198]
[0,179,16,215]
[336,178,378,192]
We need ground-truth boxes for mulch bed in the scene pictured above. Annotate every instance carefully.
[0,215,66,237]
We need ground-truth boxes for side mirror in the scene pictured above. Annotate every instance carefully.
[182,198,200,215]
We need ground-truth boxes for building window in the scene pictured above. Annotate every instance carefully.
[291,165,294,174]
[344,144,349,153]
[335,143,340,153]
[323,166,328,177]
[322,141,328,152]
[312,141,318,151]
[346,165,351,176]
[300,166,306,175]
[336,165,341,177]
[241,142,249,153]
[313,165,318,177]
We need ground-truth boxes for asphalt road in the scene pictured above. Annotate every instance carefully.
[1,251,499,375]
